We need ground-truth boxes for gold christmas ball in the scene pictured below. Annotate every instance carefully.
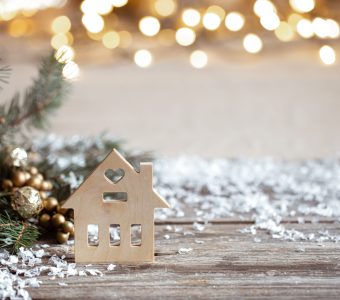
[43,197,58,212]
[39,213,51,227]
[29,166,38,175]
[11,170,27,187]
[39,191,48,199]
[56,205,68,215]
[24,171,31,182]
[56,231,69,244]
[41,180,53,191]
[11,186,43,219]
[1,179,13,190]
[26,175,43,190]
[62,221,74,235]
[51,213,65,228]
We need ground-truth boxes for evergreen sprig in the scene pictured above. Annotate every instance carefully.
[0,53,70,144]
[0,211,40,253]
[0,62,11,90]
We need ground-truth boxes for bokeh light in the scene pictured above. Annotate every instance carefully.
[134,49,153,68]
[139,16,160,37]
[225,12,245,32]
[275,22,295,41]
[326,19,340,39]
[319,45,336,65]
[102,31,120,49]
[51,16,71,34]
[55,45,74,63]
[296,19,314,38]
[182,8,201,27]
[289,0,315,13]
[154,0,176,17]
[118,30,132,48]
[62,61,80,79]
[8,19,28,37]
[260,12,280,31]
[190,50,208,69]
[175,27,196,46]
[111,0,128,7]
[254,0,276,17]
[203,12,222,31]
[243,34,263,54]
[312,17,328,39]
[82,13,104,33]
[51,33,69,49]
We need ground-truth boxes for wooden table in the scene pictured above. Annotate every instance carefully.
[28,219,340,299]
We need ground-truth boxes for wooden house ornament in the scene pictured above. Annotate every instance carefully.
[62,149,170,263]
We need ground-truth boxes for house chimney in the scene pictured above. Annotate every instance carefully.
[140,162,153,187]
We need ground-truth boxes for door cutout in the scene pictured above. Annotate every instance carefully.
[131,224,142,246]
[110,224,121,246]
[88,224,99,246]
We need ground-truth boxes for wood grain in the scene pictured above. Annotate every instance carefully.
[28,222,340,299]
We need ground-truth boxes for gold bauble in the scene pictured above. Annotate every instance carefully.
[39,191,48,199]
[29,166,38,175]
[44,197,58,212]
[24,171,31,182]
[56,205,68,215]
[1,179,13,190]
[41,180,53,191]
[11,171,26,187]
[56,231,69,244]
[11,186,43,219]
[51,213,65,228]
[39,213,51,227]
[26,175,43,190]
[62,221,74,235]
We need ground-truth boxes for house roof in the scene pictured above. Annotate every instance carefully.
[62,149,170,210]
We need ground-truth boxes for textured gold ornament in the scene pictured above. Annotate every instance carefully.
[51,213,65,228]
[11,186,43,219]
[43,197,58,212]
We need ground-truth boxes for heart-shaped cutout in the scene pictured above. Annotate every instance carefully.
[104,168,125,183]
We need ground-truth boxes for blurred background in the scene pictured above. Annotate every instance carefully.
[1,0,340,158]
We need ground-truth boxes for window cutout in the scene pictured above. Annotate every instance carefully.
[88,224,99,246]
[110,224,121,246]
[104,168,125,184]
[131,224,142,246]
[103,192,127,203]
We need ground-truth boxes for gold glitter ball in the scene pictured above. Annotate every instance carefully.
[11,186,43,219]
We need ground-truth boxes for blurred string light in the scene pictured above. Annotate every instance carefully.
[225,12,245,32]
[102,31,120,49]
[319,45,336,65]
[203,6,225,31]
[243,34,263,54]
[62,61,80,79]
[296,19,314,38]
[275,22,295,42]
[175,27,196,46]
[289,0,315,13]
[111,0,128,7]
[190,50,208,69]
[182,8,201,27]
[154,0,177,17]
[0,0,66,21]
[134,49,153,68]
[139,16,161,36]
[2,0,339,68]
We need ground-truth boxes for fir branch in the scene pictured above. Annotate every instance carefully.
[0,211,39,253]
[0,52,70,144]
[0,63,11,90]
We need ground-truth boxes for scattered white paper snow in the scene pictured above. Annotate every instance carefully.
[178,248,193,254]
[107,264,116,271]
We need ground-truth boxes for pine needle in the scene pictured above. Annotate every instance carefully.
[0,211,40,253]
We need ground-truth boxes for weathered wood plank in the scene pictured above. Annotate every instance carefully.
[28,222,340,299]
